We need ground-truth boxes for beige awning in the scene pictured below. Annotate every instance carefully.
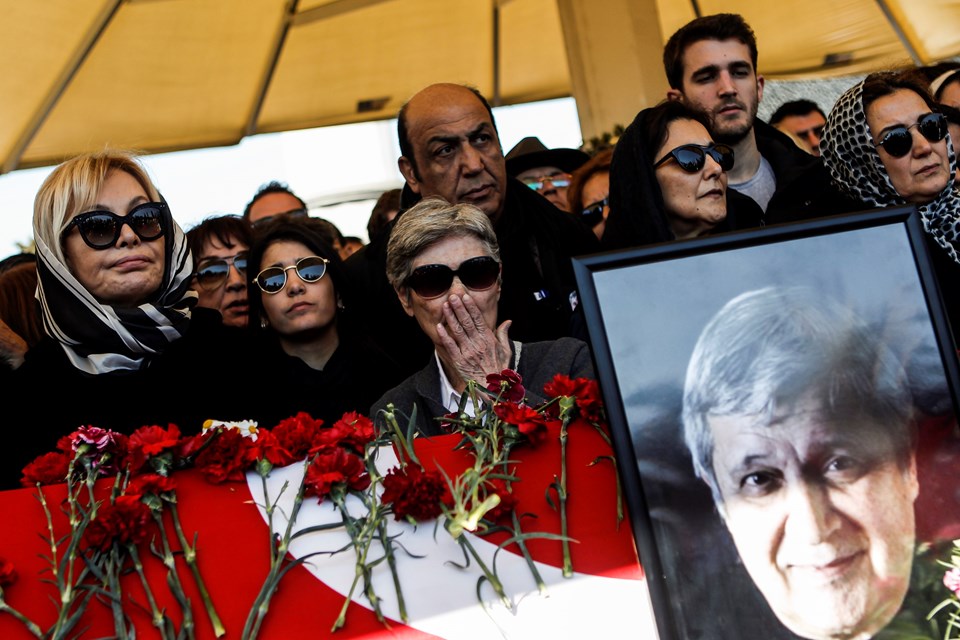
[2,0,958,174]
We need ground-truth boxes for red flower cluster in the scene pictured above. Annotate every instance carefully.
[543,374,605,423]
[494,402,556,446]
[303,448,370,501]
[380,465,451,522]
[83,495,154,553]
[945,567,960,596]
[486,369,526,403]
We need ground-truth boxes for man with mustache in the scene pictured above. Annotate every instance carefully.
[344,83,600,377]
[663,14,857,222]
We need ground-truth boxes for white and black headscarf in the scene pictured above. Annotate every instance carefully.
[35,205,196,375]
[821,78,960,266]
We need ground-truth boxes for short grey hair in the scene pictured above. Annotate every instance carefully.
[386,197,500,291]
[682,286,914,505]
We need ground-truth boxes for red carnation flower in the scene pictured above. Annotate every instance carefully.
[494,402,550,445]
[193,428,254,484]
[69,426,129,476]
[83,495,153,552]
[0,557,16,589]
[272,412,325,460]
[303,448,370,502]
[381,465,450,522]
[21,451,70,487]
[127,473,176,498]
[544,375,604,422]
[246,429,297,468]
[127,424,182,472]
[333,412,376,453]
[486,369,525,403]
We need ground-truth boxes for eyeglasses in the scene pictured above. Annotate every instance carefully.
[796,125,825,142]
[63,202,167,250]
[254,256,329,294]
[654,143,735,173]
[194,253,248,291]
[404,256,500,299]
[875,113,948,158]
[250,208,309,229]
[521,174,571,191]
[581,198,608,227]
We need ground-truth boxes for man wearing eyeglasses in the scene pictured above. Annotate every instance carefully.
[768,100,827,157]
[343,83,600,377]
[186,215,252,328]
[504,136,589,212]
[243,180,311,229]
[663,13,858,223]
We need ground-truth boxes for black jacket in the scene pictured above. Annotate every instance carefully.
[753,119,862,226]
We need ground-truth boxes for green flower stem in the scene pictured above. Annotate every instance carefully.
[104,547,130,639]
[39,471,91,640]
[168,501,222,637]
[150,508,196,639]
[332,490,386,631]
[453,528,511,609]
[128,542,176,639]
[242,458,310,640]
[377,516,407,623]
[509,510,547,595]
[0,595,43,638]
[558,412,573,578]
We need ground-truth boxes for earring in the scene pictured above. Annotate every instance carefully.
[336,297,345,311]
[260,317,268,329]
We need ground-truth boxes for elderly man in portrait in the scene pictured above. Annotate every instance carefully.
[681,286,919,640]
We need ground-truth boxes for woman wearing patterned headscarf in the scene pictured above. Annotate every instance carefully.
[5,150,243,488]
[821,71,960,340]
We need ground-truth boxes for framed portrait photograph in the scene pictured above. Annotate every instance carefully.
[573,206,960,640]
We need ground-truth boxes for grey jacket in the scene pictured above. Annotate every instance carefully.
[370,337,595,436]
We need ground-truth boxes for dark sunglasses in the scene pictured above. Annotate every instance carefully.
[254,256,329,294]
[521,174,571,191]
[250,208,309,229]
[63,202,167,250]
[875,112,948,158]
[404,256,500,299]
[194,253,248,291]
[654,143,735,173]
[581,198,608,228]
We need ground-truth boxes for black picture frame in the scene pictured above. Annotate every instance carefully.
[573,206,960,640]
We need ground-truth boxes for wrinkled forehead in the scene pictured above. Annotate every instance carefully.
[406,87,495,141]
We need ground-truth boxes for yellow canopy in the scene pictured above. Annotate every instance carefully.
[2,0,958,174]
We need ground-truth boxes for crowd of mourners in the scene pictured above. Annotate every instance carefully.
[1,12,959,493]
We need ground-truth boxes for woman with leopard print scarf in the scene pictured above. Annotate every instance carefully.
[821,70,960,343]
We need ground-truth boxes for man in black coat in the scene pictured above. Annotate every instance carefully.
[343,83,600,378]
[662,13,859,224]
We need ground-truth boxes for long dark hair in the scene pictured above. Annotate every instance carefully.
[603,100,715,250]
[246,219,349,333]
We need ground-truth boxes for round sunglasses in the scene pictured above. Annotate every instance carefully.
[654,143,735,173]
[63,202,167,250]
[875,112,948,158]
[194,253,248,291]
[254,256,329,294]
[404,256,500,299]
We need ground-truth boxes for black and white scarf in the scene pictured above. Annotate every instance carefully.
[35,207,197,374]
[821,79,960,266]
